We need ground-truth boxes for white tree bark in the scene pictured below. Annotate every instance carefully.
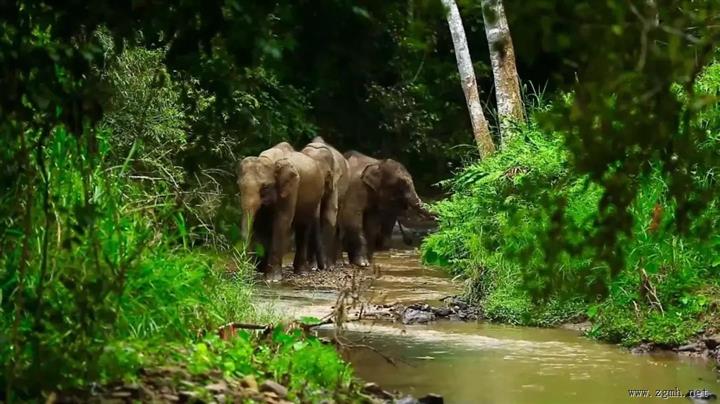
[441,0,495,158]
[482,0,524,141]
[646,0,659,27]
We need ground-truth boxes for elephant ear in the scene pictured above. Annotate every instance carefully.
[237,156,256,175]
[237,157,259,185]
[275,158,299,198]
[361,163,382,191]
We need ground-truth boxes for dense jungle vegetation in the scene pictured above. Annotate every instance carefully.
[424,58,720,345]
[422,6,720,346]
[1,0,719,402]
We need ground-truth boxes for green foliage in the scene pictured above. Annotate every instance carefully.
[181,330,355,402]
[262,328,354,398]
[0,129,258,397]
[537,1,720,281]
[97,30,187,166]
[117,250,253,340]
[423,115,591,325]
[424,58,720,344]
[85,329,357,402]
[366,82,440,155]
[0,13,364,398]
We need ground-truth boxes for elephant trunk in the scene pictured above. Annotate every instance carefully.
[240,199,260,248]
[405,191,436,220]
[240,211,252,247]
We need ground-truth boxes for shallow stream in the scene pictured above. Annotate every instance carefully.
[257,247,720,403]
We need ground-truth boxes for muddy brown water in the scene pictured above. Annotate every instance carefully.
[256,247,720,403]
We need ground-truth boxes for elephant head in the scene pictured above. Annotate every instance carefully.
[360,159,433,219]
[237,156,298,243]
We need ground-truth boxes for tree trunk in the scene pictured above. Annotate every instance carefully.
[482,0,524,141]
[441,0,495,158]
[646,0,659,27]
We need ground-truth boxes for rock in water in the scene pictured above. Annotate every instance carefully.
[630,342,655,354]
[677,343,702,352]
[395,396,420,404]
[430,306,449,316]
[704,334,720,350]
[419,393,444,404]
[178,390,198,401]
[362,382,394,400]
[260,380,288,398]
[241,375,258,391]
[205,380,228,394]
[402,308,435,324]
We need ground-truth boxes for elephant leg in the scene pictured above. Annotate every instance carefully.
[305,222,326,270]
[374,229,389,251]
[255,231,270,272]
[316,215,338,270]
[322,222,337,269]
[334,225,345,265]
[252,207,272,272]
[398,222,413,245]
[344,218,369,267]
[312,218,327,271]
[318,211,342,269]
[306,232,317,270]
[364,212,382,264]
[293,222,311,274]
[317,187,338,269]
[377,211,398,251]
[266,204,295,282]
[311,200,327,270]
[318,208,337,269]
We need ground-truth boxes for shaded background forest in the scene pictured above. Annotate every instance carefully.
[98,0,584,194]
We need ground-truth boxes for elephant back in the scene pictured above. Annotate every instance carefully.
[344,150,378,174]
[259,147,287,163]
[302,143,335,171]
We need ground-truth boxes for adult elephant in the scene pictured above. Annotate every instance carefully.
[340,151,433,267]
[301,136,349,269]
[236,142,327,281]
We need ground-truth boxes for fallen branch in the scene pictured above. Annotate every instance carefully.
[333,335,397,367]
[640,268,664,314]
[216,322,271,340]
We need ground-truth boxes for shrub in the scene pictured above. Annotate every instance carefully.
[0,127,257,397]
[181,330,355,402]
[96,30,188,168]
[422,59,720,344]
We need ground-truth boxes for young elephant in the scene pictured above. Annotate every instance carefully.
[236,142,326,281]
[301,136,349,269]
[339,151,433,267]
[375,210,411,251]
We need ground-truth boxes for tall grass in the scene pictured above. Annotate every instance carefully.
[0,127,262,397]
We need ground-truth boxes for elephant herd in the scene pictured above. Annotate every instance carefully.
[236,137,433,281]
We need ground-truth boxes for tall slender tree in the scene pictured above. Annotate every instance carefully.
[441,0,495,158]
[482,0,524,140]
